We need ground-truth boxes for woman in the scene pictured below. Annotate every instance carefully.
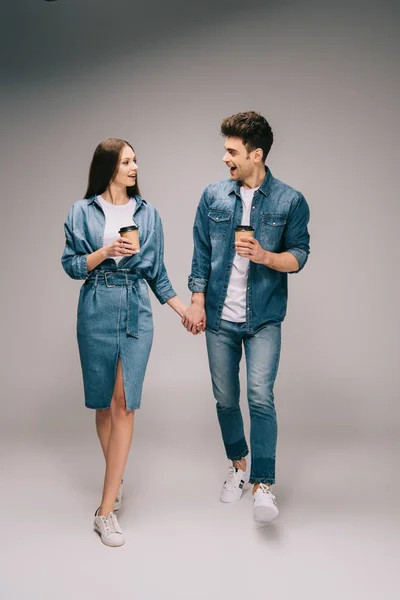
[62,138,189,547]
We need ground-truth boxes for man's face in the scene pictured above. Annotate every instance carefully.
[222,137,257,182]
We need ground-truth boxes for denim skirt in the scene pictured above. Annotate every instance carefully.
[77,269,154,411]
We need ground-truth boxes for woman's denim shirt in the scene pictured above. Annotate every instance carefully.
[61,195,176,304]
[188,169,310,332]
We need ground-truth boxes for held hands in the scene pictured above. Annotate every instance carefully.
[235,236,266,264]
[104,237,138,258]
[180,238,267,339]
[181,303,206,335]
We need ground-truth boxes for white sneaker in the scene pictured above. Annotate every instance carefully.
[252,484,279,523]
[220,465,248,503]
[94,509,125,547]
[114,480,123,512]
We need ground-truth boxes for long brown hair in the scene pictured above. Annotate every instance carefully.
[84,138,141,199]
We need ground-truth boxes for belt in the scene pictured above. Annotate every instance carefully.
[85,270,142,338]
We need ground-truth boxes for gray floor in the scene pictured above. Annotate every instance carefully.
[3,415,399,600]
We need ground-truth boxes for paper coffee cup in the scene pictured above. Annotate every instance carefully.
[119,225,139,250]
[235,226,254,243]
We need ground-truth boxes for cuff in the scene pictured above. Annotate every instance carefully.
[188,275,208,293]
[154,286,177,305]
[286,248,308,273]
[77,255,89,279]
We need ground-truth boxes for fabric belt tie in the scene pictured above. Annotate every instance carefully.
[86,270,142,338]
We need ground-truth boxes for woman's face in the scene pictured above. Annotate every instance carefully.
[113,145,138,188]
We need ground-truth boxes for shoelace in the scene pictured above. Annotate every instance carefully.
[224,466,242,492]
[257,483,276,502]
[100,513,122,535]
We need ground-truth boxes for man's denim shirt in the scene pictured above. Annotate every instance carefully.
[61,195,176,305]
[188,169,310,333]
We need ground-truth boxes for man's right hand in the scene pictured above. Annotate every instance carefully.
[182,303,206,335]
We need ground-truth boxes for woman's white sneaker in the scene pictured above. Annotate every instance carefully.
[220,465,248,503]
[113,480,123,512]
[252,484,279,523]
[94,509,125,547]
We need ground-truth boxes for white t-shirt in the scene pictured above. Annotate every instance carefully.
[221,186,259,322]
[98,196,137,264]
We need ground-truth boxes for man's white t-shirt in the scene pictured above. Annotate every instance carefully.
[221,186,259,322]
[98,195,137,264]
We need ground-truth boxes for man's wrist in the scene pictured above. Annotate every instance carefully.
[262,250,272,267]
[191,292,205,308]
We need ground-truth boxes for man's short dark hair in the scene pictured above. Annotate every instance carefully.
[221,111,273,162]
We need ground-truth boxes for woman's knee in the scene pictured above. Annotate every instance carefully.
[96,408,110,421]
[111,393,134,419]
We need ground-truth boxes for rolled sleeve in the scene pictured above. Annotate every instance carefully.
[188,188,212,293]
[146,210,176,305]
[61,211,89,280]
[149,267,176,304]
[286,248,308,273]
[283,193,310,274]
[75,253,89,280]
[188,275,208,293]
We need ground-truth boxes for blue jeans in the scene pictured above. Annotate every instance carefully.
[205,319,281,484]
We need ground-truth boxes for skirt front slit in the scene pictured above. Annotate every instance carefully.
[77,270,153,411]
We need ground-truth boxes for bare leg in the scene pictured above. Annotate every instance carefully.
[98,359,135,515]
[233,458,247,471]
[96,408,111,459]
[252,482,271,494]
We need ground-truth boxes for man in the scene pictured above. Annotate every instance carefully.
[182,111,310,523]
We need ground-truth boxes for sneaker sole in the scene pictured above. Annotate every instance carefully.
[253,506,279,523]
[94,525,126,547]
[220,495,243,503]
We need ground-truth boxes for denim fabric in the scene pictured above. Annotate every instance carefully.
[61,195,176,410]
[77,270,153,410]
[206,319,281,484]
[188,169,310,333]
[62,195,176,303]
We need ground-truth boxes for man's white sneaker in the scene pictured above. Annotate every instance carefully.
[252,484,279,523]
[113,480,123,512]
[220,465,248,503]
[94,509,125,547]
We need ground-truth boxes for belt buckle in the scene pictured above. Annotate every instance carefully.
[104,272,115,288]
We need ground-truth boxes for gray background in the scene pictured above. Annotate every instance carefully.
[1,0,399,598]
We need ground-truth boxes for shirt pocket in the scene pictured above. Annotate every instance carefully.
[261,213,287,250]
[208,209,232,240]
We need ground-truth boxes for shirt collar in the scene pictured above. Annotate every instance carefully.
[88,194,147,208]
[228,167,273,198]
